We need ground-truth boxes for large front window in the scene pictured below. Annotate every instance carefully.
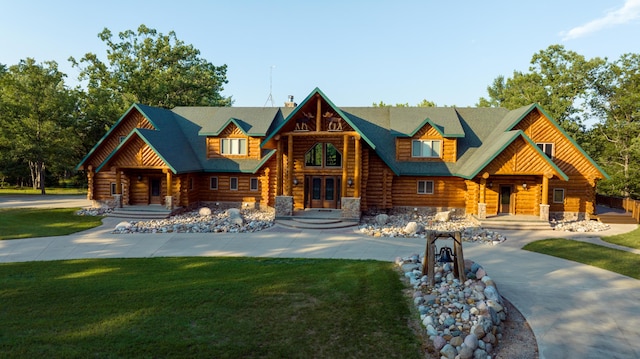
[221,138,247,155]
[412,140,441,158]
[305,143,342,167]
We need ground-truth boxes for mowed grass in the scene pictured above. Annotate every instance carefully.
[0,257,423,358]
[602,226,640,250]
[0,188,87,195]
[523,238,640,279]
[0,208,103,240]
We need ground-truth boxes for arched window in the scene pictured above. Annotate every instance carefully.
[304,143,342,168]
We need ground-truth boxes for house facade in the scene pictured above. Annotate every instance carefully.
[77,88,608,221]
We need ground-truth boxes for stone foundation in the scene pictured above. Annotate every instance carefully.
[551,211,590,221]
[539,204,550,221]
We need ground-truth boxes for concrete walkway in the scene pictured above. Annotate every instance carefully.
[1,197,639,359]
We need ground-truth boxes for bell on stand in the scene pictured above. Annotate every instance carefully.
[437,246,455,263]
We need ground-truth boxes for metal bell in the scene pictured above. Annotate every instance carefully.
[438,246,455,263]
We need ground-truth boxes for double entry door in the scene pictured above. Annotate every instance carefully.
[305,175,341,209]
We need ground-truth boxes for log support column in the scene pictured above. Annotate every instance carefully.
[540,173,551,221]
[354,136,361,198]
[342,134,349,197]
[114,167,122,208]
[87,165,94,201]
[165,169,173,210]
[286,134,294,196]
[276,136,283,196]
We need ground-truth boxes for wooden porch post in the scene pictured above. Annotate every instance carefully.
[287,134,293,196]
[87,165,94,200]
[165,170,172,197]
[115,167,121,195]
[342,134,349,196]
[479,178,486,203]
[542,174,550,205]
[276,136,283,196]
[354,136,361,197]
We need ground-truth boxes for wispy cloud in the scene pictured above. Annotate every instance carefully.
[561,0,640,40]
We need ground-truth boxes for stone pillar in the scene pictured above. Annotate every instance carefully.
[477,202,487,219]
[540,204,550,221]
[275,196,293,218]
[113,194,122,208]
[341,197,361,220]
[165,196,173,210]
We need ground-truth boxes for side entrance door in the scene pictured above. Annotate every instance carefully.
[306,175,340,209]
[499,185,513,214]
[150,178,162,205]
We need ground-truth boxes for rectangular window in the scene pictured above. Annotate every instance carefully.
[230,177,238,190]
[189,177,194,191]
[417,180,434,194]
[221,138,247,155]
[210,177,218,190]
[110,182,116,195]
[553,188,565,203]
[250,177,259,191]
[412,140,441,158]
[537,143,554,159]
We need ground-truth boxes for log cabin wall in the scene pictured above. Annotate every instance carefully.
[83,111,154,169]
[392,176,467,209]
[513,110,600,217]
[396,124,457,163]
[363,151,393,210]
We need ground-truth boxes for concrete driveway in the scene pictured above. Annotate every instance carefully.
[0,195,639,359]
[0,194,91,209]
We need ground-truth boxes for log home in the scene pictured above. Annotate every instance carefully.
[77,87,608,221]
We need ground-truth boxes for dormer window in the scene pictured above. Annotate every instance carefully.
[536,143,554,159]
[412,140,441,158]
[221,138,246,155]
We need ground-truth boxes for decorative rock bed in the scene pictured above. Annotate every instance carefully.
[397,254,505,359]
[110,208,275,234]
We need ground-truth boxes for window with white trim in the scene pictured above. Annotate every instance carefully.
[537,143,554,159]
[110,183,117,195]
[553,188,565,203]
[210,177,218,190]
[220,138,247,155]
[250,177,259,191]
[412,140,441,158]
[230,177,238,190]
[417,180,434,194]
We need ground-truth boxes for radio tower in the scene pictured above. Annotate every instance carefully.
[264,65,275,107]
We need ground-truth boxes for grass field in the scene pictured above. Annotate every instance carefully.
[601,226,640,250]
[0,188,87,195]
[0,208,103,240]
[523,238,640,279]
[0,257,423,358]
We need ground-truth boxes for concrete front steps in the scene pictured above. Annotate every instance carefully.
[275,209,359,230]
[476,215,551,230]
[108,205,172,219]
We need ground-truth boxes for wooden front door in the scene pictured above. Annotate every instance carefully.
[306,176,340,209]
[499,185,513,214]
[150,178,162,205]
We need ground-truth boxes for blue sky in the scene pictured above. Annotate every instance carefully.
[1,0,638,107]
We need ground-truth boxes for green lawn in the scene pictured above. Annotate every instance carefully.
[0,257,423,358]
[0,208,103,240]
[523,238,640,279]
[602,226,640,250]
[0,187,87,195]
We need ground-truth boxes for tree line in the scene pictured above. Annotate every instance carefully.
[0,26,638,198]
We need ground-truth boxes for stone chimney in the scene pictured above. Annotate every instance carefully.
[284,95,297,108]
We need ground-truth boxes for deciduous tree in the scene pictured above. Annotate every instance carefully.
[0,58,79,193]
